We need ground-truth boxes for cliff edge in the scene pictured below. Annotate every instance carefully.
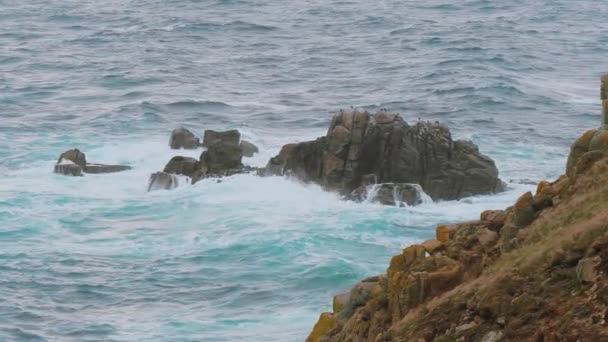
[306,75,608,342]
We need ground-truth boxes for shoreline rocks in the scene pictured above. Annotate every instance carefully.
[305,74,608,342]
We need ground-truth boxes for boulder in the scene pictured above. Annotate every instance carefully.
[163,156,199,177]
[202,129,240,147]
[57,149,87,169]
[265,109,503,201]
[240,140,259,157]
[169,128,200,149]
[192,141,244,183]
[348,183,426,206]
[148,172,179,191]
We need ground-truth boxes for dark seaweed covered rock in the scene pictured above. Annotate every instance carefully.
[265,109,503,201]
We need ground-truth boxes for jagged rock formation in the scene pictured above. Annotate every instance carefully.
[54,149,131,176]
[169,127,200,149]
[159,129,258,187]
[306,76,608,342]
[265,109,503,202]
[240,140,259,157]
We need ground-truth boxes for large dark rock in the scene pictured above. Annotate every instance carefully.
[202,129,240,147]
[148,172,179,191]
[265,109,503,201]
[169,128,200,149]
[191,141,244,184]
[163,156,199,177]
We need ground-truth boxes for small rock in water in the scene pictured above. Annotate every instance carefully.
[349,183,425,206]
[169,127,200,149]
[148,172,179,191]
[57,149,87,169]
[239,140,259,157]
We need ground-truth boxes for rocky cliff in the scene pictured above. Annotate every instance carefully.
[306,76,608,342]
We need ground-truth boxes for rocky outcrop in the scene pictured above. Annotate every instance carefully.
[169,128,200,149]
[54,148,131,176]
[160,129,257,186]
[265,109,503,201]
[148,172,178,191]
[306,76,608,342]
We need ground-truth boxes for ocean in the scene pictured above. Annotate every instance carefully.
[0,0,606,340]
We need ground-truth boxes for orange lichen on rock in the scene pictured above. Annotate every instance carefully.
[306,312,337,342]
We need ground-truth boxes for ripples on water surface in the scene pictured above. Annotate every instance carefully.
[0,0,607,340]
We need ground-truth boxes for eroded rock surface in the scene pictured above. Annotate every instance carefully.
[266,109,503,201]
[54,149,131,176]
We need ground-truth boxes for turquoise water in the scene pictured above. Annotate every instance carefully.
[0,0,606,341]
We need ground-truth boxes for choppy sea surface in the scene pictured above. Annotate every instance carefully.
[0,0,606,341]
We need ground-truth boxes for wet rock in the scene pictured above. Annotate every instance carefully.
[200,141,243,174]
[54,161,83,176]
[148,172,178,191]
[348,183,425,206]
[266,109,502,201]
[163,156,199,177]
[84,164,132,174]
[169,127,200,149]
[240,140,259,157]
[202,129,240,147]
[57,148,87,169]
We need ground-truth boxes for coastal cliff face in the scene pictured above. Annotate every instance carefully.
[306,77,608,341]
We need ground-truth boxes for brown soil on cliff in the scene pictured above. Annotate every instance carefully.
[306,129,608,342]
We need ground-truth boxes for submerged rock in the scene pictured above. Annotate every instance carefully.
[148,171,179,191]
[84,164,132,174]
[265,109,503,201]
[169,127,200,149]
[239,140,259,157]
